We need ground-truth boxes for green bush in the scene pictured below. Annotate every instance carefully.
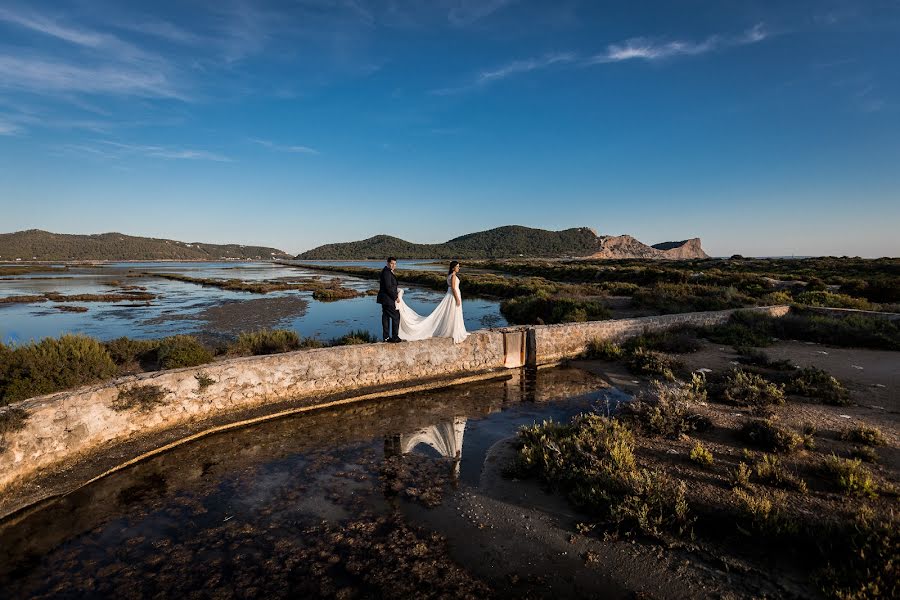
[512,414,691,537]
[231,329,302,356]
[775,311,900,351]
[624,327,702,354]
[625,348,681,381]
[632,283,753,314]
[752,453,807,493]
[689,442,713,466]
[730,462,752,489]
[733,346,795,370]
[584,339,624,360]
[333,329,378,345]
[821,455,878,498]
[717,368,785,408]
[103,337,159,366]
[786,367,850,405]
[739,419,802,453]
[0,406,28,435]
[794,291,876,310]
[0,335,117,404]
[155,335,213,369]
[500,294,610,325]
[703,311,777,347]
[840,425,885,447]
[621,377,711,438]
[819,508,899,600]
[732,488,798,536]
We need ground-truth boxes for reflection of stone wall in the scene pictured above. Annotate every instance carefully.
[533,306,791,364]
[0,306,791,512]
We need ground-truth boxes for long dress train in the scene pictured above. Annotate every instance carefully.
[397,274,469,343]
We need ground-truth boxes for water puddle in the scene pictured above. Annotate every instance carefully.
[0,366,627,598]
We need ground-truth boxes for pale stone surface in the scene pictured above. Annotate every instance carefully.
[533,306,791,364]
[0,306,790,500]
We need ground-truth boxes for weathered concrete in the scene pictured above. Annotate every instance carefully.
[532,305,791,365]
[0,305,791,514]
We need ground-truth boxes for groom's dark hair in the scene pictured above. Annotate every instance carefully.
[387,257,397,263]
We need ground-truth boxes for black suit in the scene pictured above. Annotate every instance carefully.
[376,266,400,340]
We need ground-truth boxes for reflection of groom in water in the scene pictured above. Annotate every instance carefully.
[377,257,402,343]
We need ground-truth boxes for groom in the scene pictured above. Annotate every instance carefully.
[377,257,402,343]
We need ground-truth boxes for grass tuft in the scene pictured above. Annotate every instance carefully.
[689,442,713,466]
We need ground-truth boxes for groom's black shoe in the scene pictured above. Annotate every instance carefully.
[388,336,403,343]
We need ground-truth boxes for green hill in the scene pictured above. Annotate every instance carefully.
[0,230,290,261]
[296,226,601,259]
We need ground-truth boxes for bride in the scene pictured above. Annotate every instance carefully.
[397,261,469,343]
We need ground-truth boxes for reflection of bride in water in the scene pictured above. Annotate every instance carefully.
[393,417,467,476]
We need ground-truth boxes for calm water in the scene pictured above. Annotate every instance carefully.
[0,366,627,598]
[0,261,505,344]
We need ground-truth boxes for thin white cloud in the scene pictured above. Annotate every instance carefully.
[253,138,319,154]
[588,23,768,64]
[99,140,232,162]
[434,24,769,95]
[478,52,577,83]
[0,55,186,99]
[433,52,576,95]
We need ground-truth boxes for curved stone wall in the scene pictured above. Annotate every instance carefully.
[0,306,791,516]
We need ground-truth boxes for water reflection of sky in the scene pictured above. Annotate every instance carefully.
[0,262,505,344]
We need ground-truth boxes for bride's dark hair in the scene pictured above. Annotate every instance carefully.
[448,261,459,275]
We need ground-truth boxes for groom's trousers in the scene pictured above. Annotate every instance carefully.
[381,303,400,340]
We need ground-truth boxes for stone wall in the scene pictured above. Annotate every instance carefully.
[532,305,791,365]
[0,306,790,513]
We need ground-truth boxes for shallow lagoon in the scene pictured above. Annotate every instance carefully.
[0,261,506,344]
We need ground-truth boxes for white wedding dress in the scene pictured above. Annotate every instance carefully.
[397,274,469,343]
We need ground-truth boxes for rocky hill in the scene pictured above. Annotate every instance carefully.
[0,230,290,261]
[297,226,709,260]
[588,235,710,259]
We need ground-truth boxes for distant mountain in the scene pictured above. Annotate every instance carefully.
[588,235,710,259]
[0,230,290,261]
[297,226,709,260]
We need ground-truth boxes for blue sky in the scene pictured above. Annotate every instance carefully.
[0,1,898,257]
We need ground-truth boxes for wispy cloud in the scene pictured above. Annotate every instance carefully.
[0,55,186,99]
[98,140,233,162]
[252,138,319,154]
[447,0,517,26]
[433,52,576,95]
[434,24,770,94]
[0,119,22,135]
[478,52,577,84]
[588,23,768,64]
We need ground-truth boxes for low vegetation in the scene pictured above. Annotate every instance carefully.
[733,346,795,370]
[620,377,711,437]
[333,329,378,345]
[714,368,785,409]
[0,406,29,435]
[0,291,155,305]
[840,425,885,447]
[786,367,851,405]
[0,335,118,405]
[739,419,802,453]
[510,414,691,538]
[689,442,713,466]
[624,348,682,381]
[149,272,361,299]
[194,372,215,391]
[500,294,610,325]
[820,455,879,498]
[110,384,168,412]
[622,327,702,354]
[155,335,214,369]
[231,329,304,356]
[751,453,807,493]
